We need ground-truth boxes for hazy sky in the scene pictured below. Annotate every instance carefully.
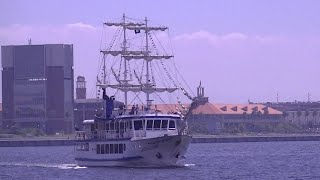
[0,0,320,103]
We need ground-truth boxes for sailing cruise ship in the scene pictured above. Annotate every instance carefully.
[74,14,195,167]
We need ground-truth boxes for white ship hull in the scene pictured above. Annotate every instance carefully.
[75,135,192,167]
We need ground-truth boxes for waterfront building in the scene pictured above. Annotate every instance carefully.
[1,44,74,134]
[263,101,320,127]
[187,83,283,134]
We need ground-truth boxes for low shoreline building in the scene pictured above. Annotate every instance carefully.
[263,102,320,127]
[187,83,283,134]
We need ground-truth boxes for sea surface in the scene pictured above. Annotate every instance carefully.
[0,141,320,180]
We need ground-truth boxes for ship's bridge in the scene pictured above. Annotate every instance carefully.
[75,113,183,141]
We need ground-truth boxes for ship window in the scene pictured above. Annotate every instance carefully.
[101,144,105,154]
[124,121,128,130]
[97,144,101,154]
[84,143,89,151]
[169,120,175,129]
[105,144,110,154]
[119,144,124,153]
[154,120,161,130]
[114,144,119,154]
[115,122,119,131]
[147,120,153,130]
[110,122,114,130]
[124,144,126,151]
[110,144,114,154]
[120,122,125,130]
[161,120,168,130]
[128,121,131,130]
[105,123,109,130]
[134,120,143,130]
[91,124,95,131]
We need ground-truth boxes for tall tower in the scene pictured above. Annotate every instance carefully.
[196,81,209,104]
[197,81,204,97]
[76,76,86,99]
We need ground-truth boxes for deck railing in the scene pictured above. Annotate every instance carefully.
[76,130,134,140]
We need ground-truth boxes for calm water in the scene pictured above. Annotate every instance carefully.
[0,141,320,180]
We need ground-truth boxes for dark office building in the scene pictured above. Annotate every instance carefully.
[1,44,74,134]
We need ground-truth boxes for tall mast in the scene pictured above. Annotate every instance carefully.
[145,17,152,110]
[103,55,106,84]
[122,13,128,108]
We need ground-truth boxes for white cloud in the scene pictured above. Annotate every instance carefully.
[174,30,281,47]
[221,32,248,41]
[67,22,97,30]
[0,22,101,46]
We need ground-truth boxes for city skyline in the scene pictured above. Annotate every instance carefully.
[1,0,320,103]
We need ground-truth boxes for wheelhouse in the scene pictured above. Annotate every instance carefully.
[76,114,181,140]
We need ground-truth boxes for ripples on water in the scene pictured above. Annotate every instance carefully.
[0,141,320,180]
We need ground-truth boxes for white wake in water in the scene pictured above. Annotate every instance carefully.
[184,163,196,167]
[1,161,193,169]
[58,164,87,169]
[0,162,87,169]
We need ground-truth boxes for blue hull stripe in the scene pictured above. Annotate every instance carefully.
[96,116,180,121]
[116,116,180,120]
[75,138,131,142]
[75,156,144,162]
